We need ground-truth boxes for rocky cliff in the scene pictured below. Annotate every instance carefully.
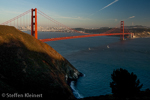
[0,25,81,99]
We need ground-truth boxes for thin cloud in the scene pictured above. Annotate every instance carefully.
[129,16,135,19]
[115,19,118,21]
[99,0,119,11]
[55,16,91,20]
[108,18,118,21]
[89,0,119,17]
[119,16,135,22]
[0,8,23,15]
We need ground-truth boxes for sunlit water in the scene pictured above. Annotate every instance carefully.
[25,31,150,98]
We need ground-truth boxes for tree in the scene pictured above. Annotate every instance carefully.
[110,68,143,98]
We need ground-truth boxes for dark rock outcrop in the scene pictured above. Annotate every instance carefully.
[0,25,80,99]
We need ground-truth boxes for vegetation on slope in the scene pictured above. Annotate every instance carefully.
[0,25,80,99]
[110,68,143,98]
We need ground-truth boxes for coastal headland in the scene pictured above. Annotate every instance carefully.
[0,25,82,99]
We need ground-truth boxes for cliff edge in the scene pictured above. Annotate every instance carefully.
[0,25,81,99]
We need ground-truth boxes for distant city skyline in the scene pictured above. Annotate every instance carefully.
[0,0,150,28]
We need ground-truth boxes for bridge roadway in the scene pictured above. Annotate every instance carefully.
[39,33,131,42]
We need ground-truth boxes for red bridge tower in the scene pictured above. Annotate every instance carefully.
[120,21,124,40]
[31,8,38,39]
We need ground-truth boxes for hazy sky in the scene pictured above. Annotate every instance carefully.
[0,0,150,28]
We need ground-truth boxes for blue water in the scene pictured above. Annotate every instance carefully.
[25,31,150,98]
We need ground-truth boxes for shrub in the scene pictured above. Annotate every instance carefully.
[110,68,143,98]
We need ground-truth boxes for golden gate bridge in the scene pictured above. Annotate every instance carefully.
[0,8,133,42]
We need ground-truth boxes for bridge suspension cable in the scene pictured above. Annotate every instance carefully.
[0,9,31,26]
[37,9,90,34]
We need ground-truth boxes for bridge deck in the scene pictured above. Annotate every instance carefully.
[39,33,131,42]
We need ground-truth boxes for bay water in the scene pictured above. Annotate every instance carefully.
[25,31,150,98]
